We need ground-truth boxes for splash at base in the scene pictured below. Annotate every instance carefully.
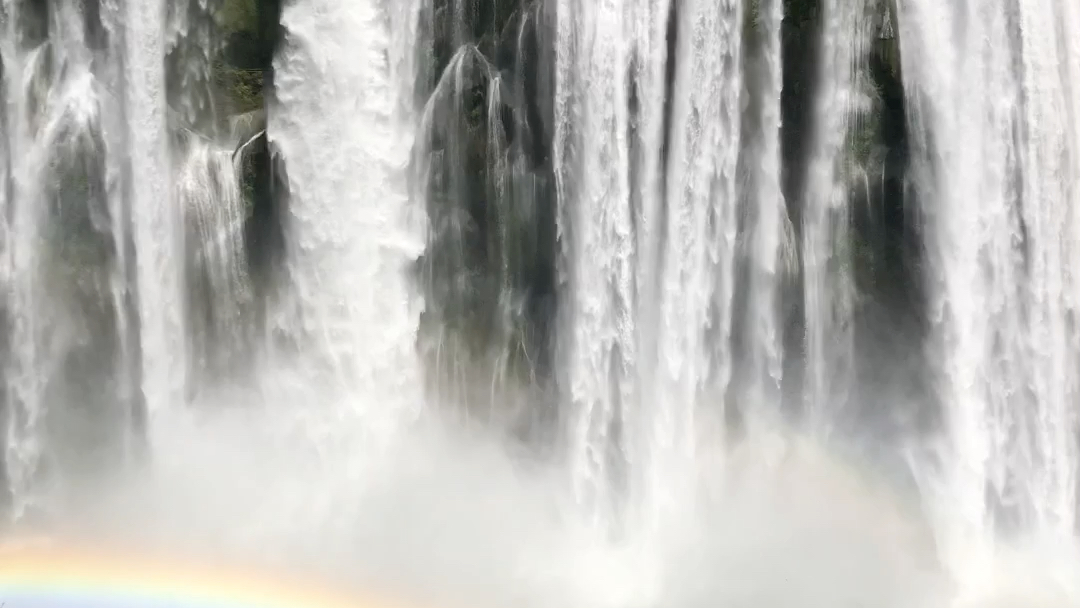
[0,421,1077,608]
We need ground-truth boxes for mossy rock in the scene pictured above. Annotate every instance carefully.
[215,62,263,114]
[216,0,258,34]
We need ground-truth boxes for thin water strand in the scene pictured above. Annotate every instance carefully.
[802,0,873,428]
[126,0,186,415]
[744,0,787,419]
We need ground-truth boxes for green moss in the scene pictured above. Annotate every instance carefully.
[214,62,263,114]
[237,142,259,211]
[845,113,878,170]
[746,0,762,35]
[213,0,269,114]
[783,0,817,23]
[216,0,258,34]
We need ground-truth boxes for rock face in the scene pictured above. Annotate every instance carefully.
[217,0,282,114]
[215,0,284,301]
[414,0,559,411]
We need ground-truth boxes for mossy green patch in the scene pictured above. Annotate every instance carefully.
[216,0,258,34]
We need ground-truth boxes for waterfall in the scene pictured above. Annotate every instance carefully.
[553,0,801,530]
[650,0,742,519]
[0,0,256,522]
[0,0,126,520]
[899,0,1080,580]
[0,0,1077,604]
[178,136,253,384]
[555,0,639,527]
[742,0,786,422]
[269,0,425,436]
[126,0,186,417]
[801,0,875,428]
[553,0,825,533]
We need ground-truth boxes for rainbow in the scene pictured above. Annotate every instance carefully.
[0,543,390,608]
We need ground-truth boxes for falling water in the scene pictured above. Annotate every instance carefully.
[0,0,257,520]
[899,0,1080,584]
[650,0,742,518]
[742,0,786,421]
[801,0,874,427]
[0,0,119,520]
[178,136,253,384]
[269,0,425,436]
[554,0,802,531]
[555,0,639,527]
[626,0,670,423]
[0,0,1077,605]
[126,0,186,417]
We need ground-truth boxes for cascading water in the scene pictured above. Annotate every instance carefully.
[0,0,260,518]
[650,0,743,521]
[0,0,127,519]
[899,0,1080,585]
[554,0,798,531]
[179,135,253,384]
[742,0,786,421]
[555,0,640,527]
[801,0,875,428]
[267,0,425,439]
[0,0,1078,606]
[126,0,188,418]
